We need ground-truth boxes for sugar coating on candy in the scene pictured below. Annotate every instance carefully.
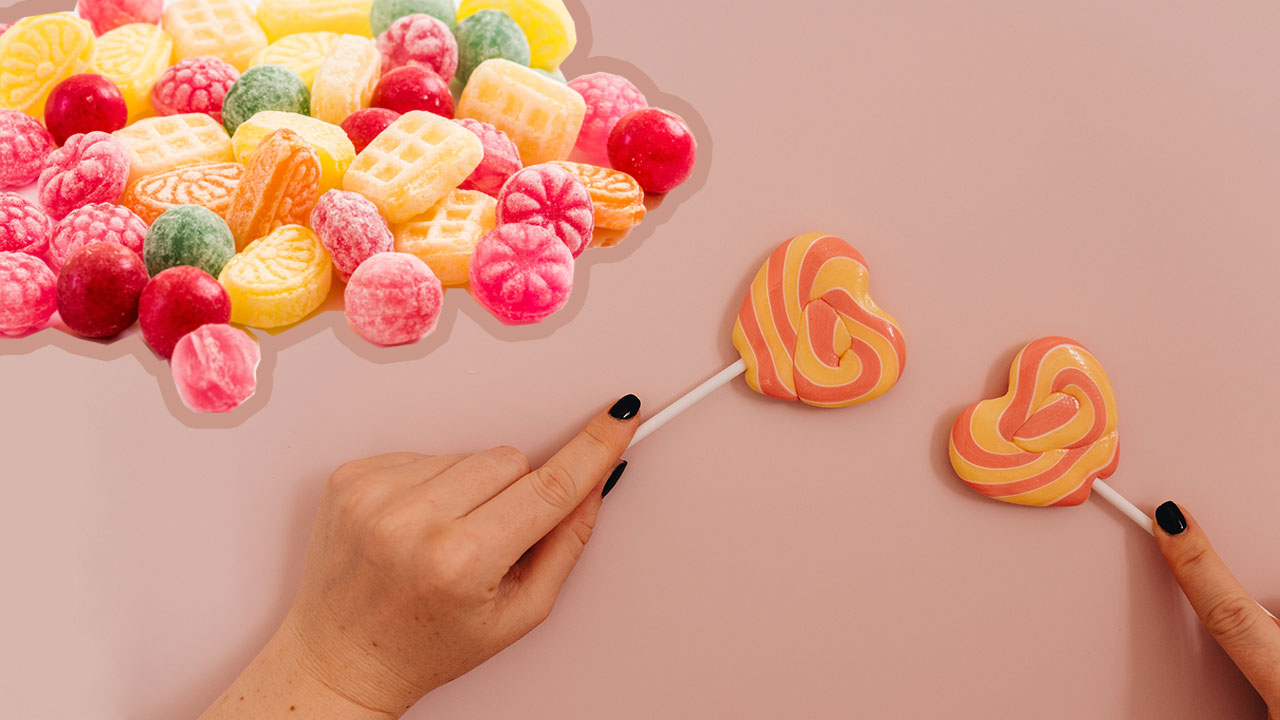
[0,110,56,188]
[340,107,400,153]
[88,22,173,122]
[232,111,356,194]
[607,108,697,195]
[454,10,531,85]
[163,0,268,72]
[457,0,575,71]
[218,225,333,329]
[138,266,231,359]
[310,190,394,280]
[56,241,149,338]
[151,58,241,124]
[0,15,96,118]
[311,35,381,127]
[547,161,645,232]
[456,59,585,166]
[256,0,375,41]
[145,205,236,278]
[38,131,130,220]
[497,164,594,257]
[0,193,52,257]
[392,189,495,287]
[77,0,162,35]
[469,223,573,325]
[370,0,456,37]
[0,252,57,336]
[220,65,311,136]
[344,252,443,345]
[568,73,647,165]
[49,203,147,271]
[455,118,522,197]
[370,65,454,118]
[377,14,457,81]
[225,128,322,250]
[122,162,243,224]
[250,33,340,87]
[170,323,260,413]
[43,74,129,146]
[114,114,236,183]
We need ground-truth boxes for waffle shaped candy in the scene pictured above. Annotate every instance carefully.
[392,188,496,287]
[163,0,268,71]
[456,59,584,166]
[114,113,235,183]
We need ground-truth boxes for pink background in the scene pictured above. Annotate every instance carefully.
[3,0,1279,717]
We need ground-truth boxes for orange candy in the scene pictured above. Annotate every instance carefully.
[225,129,322,250]
[121,162,245,224]
[547,161,645,231]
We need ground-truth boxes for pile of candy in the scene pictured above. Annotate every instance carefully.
[0,0,698,414]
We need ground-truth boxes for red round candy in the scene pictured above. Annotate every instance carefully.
[138,266,232,359]
[44,74,129,146]
[56,242,149,338]
[370,66,453,118]
[606,108,697,195]
[340,107,400,153]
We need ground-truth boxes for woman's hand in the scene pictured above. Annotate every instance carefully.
[1155,501,1280,717]
[199,395,641,719]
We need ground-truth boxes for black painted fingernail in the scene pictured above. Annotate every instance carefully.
[609,394,641,421]
[1156,501,1187,535]
[602,461,627,498]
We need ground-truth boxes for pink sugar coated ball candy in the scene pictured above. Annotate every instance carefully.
[0,193,53,257]
[568,73,648,165]
[38,132,130,221]
[370,65,454,118]
[607,108,697,195]
[455,118,521,197]
[310,190,395,281]
[139,266,232,359]
[0,252,57,336]
[469,223,574,326]
[151,58,241,124]
[77,0,162,35]
[344,252,443,346]
[496,164,594,257]
[170,323,260,413]
[44,74,129,146]
[0,110,57,189]
[56,241,149,338]
[48,202,147,271]
[340,108,400,154]
[377,14,458,81]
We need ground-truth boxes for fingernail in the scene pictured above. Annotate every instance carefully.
[602,461,627,498]
[1156,501,1187,535]
[609,394,641,421]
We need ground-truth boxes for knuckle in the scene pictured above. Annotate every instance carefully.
[1203,595,1262,644]
[530,463,580,510]
[424,531,483,591]
[368,510,416,547]
[335,484,383,524]
[489,445,531,475]
[581,423,615,457]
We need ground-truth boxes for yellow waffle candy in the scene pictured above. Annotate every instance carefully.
[343,111,483,224]
[90,23,173,122]
[547,161,645,231]
[231,111,355,193]
[219,225,333,329]
[0,14,95,117]
[250,32,340,87]
[456,59,584,165]
[457,0,575,70]
[114,114,235,183]
[256,0,373,41]
[392,190,496,287]
[163,0,268,71]
[310,35,379,125]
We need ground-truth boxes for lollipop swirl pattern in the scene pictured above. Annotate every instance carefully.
[949,337,1119,507]
[732,233,906,408]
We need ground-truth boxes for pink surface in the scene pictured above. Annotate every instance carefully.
[2,0,1279,718]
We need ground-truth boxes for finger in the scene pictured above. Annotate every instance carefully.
[1155,501,1280,700]
[369,453,471,491]
[467,395,640,562]
[403,446,531,516]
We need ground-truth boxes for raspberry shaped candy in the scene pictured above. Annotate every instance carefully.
[344,252,443,346]
[568,72,648,165]
[151,57,241,124]
[376,14,458,81]
[370,65,453,118]
[0,193,52,257]
[496,164,593,257]
[171,324,260,413]
[38,132,131,220]
[0,110,56,189]
[44,74,129,146]
[310,190,394,281]
[469,223,573,326]
[49,202,148,271]
[607,108,697,195]
[455,118,521,197]
[139,266,232,359]
[77,0,162,35]
[0,252,57,336]
[340,108,400,154]
[56,241,150,338]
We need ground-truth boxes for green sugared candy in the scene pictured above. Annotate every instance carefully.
[455,10,530,85]
[370,0,456,36]
[144,206,236,278]
[221,65,311,136]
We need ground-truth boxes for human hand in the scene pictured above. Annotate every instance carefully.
[199,395,641,719]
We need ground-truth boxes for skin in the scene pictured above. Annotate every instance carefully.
[198,399,639,719]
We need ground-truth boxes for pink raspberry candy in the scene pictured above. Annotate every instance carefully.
[469,223,574,326]
[0,252,57,336]
[310,190,395,280]
[151,57,241,123]
[77,0,162,34]
[38,131,130,220]
[455,118,521,197]
[344,252,443,346]
[376,13,458,81]
[171,324,260,414]
[568,72,648,165]
[0,193,53,257]
[496,164,594,257]
[49,202,148,271]
[0,109,57,189]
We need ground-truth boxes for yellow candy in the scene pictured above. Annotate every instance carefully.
[250,32,341,87]
[90,23,173,122]
[163,0,268,71]
[343,111,483,224]
[310,35,380,125]
[392,190,496,287]
[219,225,333,329]
[256,0,373,40]
[0,14,95,117]
[456,59,585,166]
[231,111,355,193]
[457,0,575,70]
[114,114,236,183]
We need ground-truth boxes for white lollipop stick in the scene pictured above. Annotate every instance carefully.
[629,359,747,449]
[1091,479,1153,535]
